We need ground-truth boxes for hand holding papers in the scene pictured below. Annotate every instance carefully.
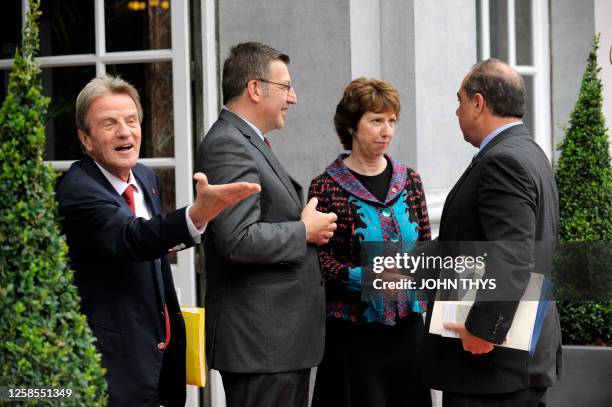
[429,272,551,354]
[443,320,496,354]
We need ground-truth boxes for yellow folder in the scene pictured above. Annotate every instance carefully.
[180,306,206,387]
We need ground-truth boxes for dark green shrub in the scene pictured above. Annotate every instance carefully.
[0,1,107,404]
[557,302,612,346]
[554,33,612,346]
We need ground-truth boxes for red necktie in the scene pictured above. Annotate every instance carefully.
[122,184,171,349]
[163,304,171,349]
[122,185,136,215]
[264,136,272,149]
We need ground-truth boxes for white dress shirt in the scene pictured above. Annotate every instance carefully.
[94,161,204,238]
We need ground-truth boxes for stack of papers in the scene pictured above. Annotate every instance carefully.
[429,273,552,354]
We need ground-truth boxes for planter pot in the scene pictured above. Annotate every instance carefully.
[547,345,612,407]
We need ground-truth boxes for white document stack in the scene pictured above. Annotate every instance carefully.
[429,272,548,352]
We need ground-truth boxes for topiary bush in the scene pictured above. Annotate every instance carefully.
[554,33,612,346]
[0,1,108,404]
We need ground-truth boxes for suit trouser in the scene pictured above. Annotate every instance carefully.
[443,387,547,407]
[219,369,310,407]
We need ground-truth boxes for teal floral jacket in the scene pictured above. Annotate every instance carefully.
[308,154,431,325]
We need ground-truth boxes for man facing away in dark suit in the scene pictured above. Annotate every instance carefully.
[56,75,260,407]
[195,42,338,407]
[421,59,562,406]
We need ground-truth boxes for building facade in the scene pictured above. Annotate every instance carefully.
[1,1,611,406]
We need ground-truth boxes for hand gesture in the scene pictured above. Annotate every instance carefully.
[189,172,261,228]
[380,268,412,300]
[300,198,337,246]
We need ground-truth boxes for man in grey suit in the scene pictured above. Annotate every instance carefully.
[195,42,337,407]
[421,59,562,406]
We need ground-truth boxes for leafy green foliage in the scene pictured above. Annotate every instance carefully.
[554,34,612,346]
[557,301,612,346]
[0,1,107,404]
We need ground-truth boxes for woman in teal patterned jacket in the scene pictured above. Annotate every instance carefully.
[309,78,432,407]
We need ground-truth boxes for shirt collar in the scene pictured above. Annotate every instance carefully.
[222,106,265,142]
[479,121,522,152]
[94,161,138,196]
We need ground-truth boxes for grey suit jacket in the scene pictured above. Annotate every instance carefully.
[195,109,325,373]
[421,123,563,394]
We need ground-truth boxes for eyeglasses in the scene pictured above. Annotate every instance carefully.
[257,78,293,93]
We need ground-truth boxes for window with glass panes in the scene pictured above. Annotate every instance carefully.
[476,0,552,161]
[0,0,196,303]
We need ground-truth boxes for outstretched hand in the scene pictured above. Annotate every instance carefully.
[189,172,261,228]
[443,322,495,355]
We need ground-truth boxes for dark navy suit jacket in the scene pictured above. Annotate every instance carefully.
[57,157,193,407]
[421,124,563,394]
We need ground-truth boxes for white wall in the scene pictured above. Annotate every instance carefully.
[412,0,478,237]
[550,0,595,161]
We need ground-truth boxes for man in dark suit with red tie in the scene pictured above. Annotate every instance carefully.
[421,59,562,406]
[57,75,260,406]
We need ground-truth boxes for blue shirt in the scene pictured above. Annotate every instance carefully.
[478,121,522,153]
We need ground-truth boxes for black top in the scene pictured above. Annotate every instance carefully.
[349,158,392,202]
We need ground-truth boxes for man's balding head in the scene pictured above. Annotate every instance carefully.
[462,59,524,119]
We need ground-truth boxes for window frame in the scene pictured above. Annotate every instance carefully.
[478,0,552,161]
[0,0,196,306]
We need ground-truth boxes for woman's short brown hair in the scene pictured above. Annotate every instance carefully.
[334,78,401,150]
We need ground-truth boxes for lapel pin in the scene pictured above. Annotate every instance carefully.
[152,187,157,195]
